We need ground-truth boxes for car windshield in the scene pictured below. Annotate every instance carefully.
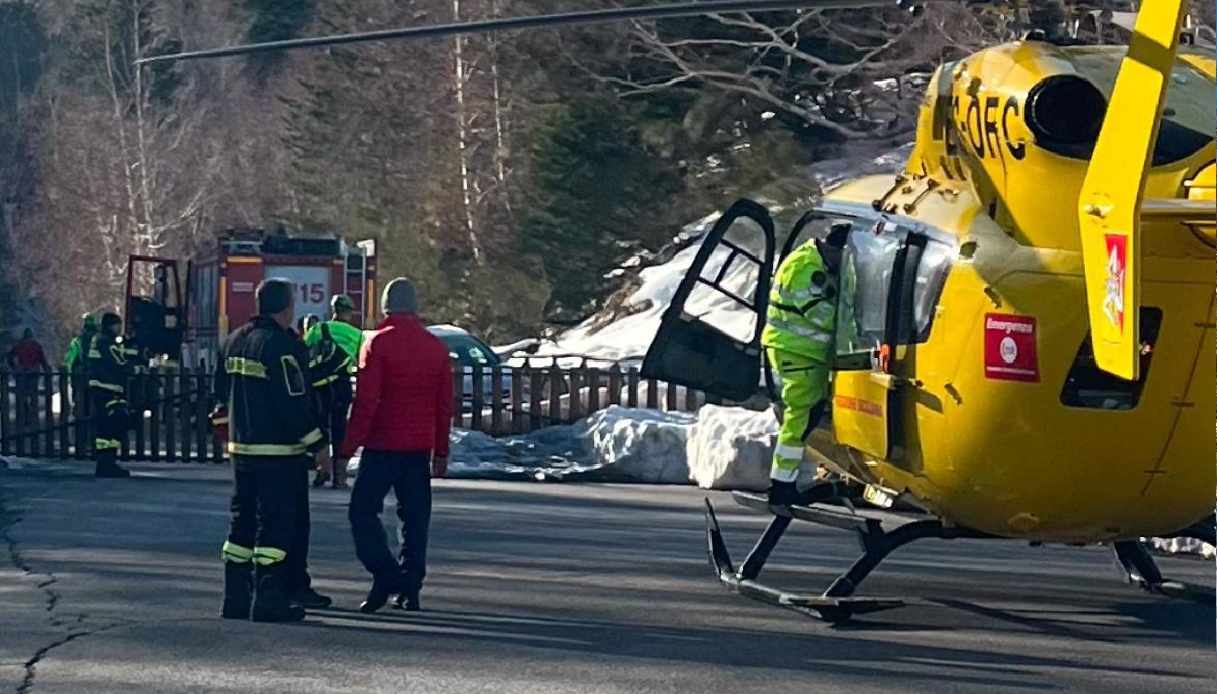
[1071,48,1215,165]
[441,334,498,367]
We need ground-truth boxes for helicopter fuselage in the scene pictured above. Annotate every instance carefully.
[807,41,1215,542]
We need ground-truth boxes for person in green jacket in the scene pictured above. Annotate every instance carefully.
[762,222,850,507]
[64,314,99,409]
[303,294,364,489]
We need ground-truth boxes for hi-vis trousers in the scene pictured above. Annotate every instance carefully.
[767,348,829,483]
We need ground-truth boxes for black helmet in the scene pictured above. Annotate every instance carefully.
[100,312,122,331]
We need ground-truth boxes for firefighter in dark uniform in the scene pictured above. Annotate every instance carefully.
[87,313,133,479]
[214,279,331,623]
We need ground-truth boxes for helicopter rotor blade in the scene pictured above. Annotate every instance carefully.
[136,0,955,66]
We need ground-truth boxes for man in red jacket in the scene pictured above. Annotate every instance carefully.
[340,278,453,613]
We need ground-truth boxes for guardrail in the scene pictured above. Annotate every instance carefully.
[0,366,718,461]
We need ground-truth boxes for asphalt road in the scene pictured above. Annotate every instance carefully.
[1,461,1212,694]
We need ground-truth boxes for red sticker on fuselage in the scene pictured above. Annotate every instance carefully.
[984,313,1039,382]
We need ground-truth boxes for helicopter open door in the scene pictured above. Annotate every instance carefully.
[828,218,935,463]
[640,199,776,402]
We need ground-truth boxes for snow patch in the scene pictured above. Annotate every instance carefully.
[686,404,780,491]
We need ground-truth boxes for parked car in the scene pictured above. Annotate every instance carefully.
[422,325,505,413]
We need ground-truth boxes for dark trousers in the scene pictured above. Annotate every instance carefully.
[227,456,306,566]
[89,389,126,466]
[348,450,432,593]
[283,457,315,594]
[317,385,351,475]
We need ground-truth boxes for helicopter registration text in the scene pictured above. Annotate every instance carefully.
[984,314,1040,383]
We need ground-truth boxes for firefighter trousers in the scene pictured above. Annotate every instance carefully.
[224,456,307,571]
[767,347,829,483]
[90,389,126,466]
[282,457,316,595]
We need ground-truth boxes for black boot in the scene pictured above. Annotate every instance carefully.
[289,586,333,610]
[95,460,131,478]
[392,589,420,612]
[221,562,253,620]
[252,565,306,623]
[359,575,399,614]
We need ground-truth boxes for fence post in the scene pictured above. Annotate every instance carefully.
[568,369,583,421]
[164,374,178,462]
[626,367,639,409]
[529,368,544,432]
[666,382,679,412]
[684,385,699,412]
[179,370,193,462]
[451,359,463,430]
[547,367,562,424]
[133,374,147,461]
[149,372,162,462]
[607,365,621,407]
[510,365,525,435]
[586,368,601,415]
[646,377,659,410]
[490,366,504,435]
[471,366,485,432]
[57,370,70,459]
[194,371,210,462]
[78,379,93,460]
[0,372,8,458]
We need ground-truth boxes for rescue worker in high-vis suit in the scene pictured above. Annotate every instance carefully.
[761,222,850,507]
[64,313,98,409]
[303,294,364,490]
[87,313,133,479]
[215,279,330,623]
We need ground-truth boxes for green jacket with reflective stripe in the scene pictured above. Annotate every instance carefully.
[303,320,363,374]
[761,241,838,362]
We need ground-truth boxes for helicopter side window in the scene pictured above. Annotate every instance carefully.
[835,226,904,365]
[833,222,953,370]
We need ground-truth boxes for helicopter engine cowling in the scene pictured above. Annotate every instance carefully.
[906,40,1214,259]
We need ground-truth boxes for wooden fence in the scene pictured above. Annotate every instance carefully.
[0,366,713,462]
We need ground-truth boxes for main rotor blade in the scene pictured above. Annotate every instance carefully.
[137,0,944,65]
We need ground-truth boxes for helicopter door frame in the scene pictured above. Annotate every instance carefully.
[827,219,928,463]
[640,198,776,403]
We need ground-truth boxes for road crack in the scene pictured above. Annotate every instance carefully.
[1,480,119,694]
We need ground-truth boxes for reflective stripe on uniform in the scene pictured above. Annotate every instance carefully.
[300,428,323,447]
[252,547,287,565]
[211,416,229,425]
[222,541,254,563]
[94,438,121,451]
[766,318,834,343]
[89,380,125,393]
[225,357,267,379]
[227,442,306,456]
[312,374,339,387]
[770,465,800,482]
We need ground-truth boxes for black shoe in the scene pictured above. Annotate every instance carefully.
[331,478,348,490]
[95,462,132,478]
[289,586,333,610]
[221,563,253,620]
[312,470,331,487]
[393,591,420,612]
[252,566,306,623]
[359,577,398,614]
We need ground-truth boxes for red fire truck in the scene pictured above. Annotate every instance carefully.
[183,228,378,370]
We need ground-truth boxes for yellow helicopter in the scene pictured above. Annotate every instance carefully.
[142,0,1215,622]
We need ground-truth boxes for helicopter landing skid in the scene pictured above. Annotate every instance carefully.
[704,488,993,623]
[1112,531,1216,605]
